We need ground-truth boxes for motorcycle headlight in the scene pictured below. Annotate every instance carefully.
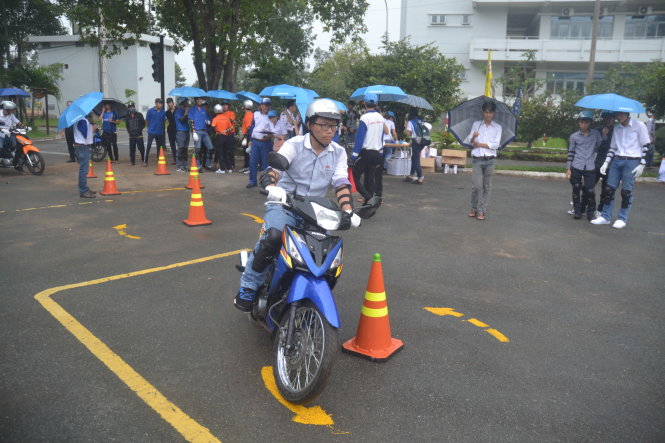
[285,231,305,266]
[330,246,343,269]
[311,202,340,231]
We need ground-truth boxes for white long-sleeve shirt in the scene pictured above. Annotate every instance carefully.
[464,120,502,157]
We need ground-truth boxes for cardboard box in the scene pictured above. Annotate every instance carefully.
[441,149,467,167]
[421,157,435,173]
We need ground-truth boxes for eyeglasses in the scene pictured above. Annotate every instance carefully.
[312,123,339,132]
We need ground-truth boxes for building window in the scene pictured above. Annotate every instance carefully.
[63,64,69,70]
[460,69,467,80]
[430,15,446,25]
[546,72,603,94]
[462,15,470,25]
[624,15,665,39]
[550,16,613,39]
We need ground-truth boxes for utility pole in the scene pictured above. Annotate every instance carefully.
[384,0,389,41]
[586,0,601,88]
[98,9,108,96]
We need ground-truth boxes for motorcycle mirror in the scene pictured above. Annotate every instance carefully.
[267,151,290,171]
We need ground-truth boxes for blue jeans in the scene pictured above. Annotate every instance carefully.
[194,130,213,168]
[176,131,190,169]
[240,204,303,290]
[601,158,640,222]
[75,144,91,194]
[249,139,273,185]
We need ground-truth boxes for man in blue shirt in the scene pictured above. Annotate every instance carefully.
[144,98,166,167]
[188,96,214,172]
[174,98,191,171]
[100,102,119,162]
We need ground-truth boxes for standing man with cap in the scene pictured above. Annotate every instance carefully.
[566,110,601,221]
[165,97,178,164]
[188,96,214,172]
[99,101,120,162]
[591,111,650,229]
[174,98,190,171]
[144,98,166,166]
[463,101,502,221]
[246,97,274,188]
[125,101,146,165]
[349,93,388,205]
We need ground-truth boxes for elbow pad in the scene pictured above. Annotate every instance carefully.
[335,184,353,209]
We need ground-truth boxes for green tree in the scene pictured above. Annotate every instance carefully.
[2,63,63,98]
[174,62,187,88]
[500,50,543,101]
[639,61,665,117]
[515,95,552,147]
[124,89,137,101]
[306,42,370,101]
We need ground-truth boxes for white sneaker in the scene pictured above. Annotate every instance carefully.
[567,209,575,215]
[227,169,233,173]
[612,220,626,229]
[243,170,249,174]
[215,169,225,174]
[590,216,610,225]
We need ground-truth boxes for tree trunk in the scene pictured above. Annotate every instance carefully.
[182,0,208,90]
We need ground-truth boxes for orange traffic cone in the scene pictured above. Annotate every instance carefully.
[342,253,403,361]
[348,167,357,193]
[185,155,204,189]
[99,159,121,195]
[155,147,170,175]
[183,178,211,226]
[86,161,97,178]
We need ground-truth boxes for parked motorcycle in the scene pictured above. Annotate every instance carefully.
[0,127,45,175]
[91,129,105,162]
[237,152,371,404]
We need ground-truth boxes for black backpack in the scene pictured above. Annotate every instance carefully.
[413,119,432,147]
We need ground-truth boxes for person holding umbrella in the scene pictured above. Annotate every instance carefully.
[464,101,502,221]
[591,111,650,229]
[73,113,98,198]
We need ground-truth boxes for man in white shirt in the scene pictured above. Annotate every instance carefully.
[349,93,388,205]
[591,111,650,229]
[382,111,398,171]
[463,101,502,220]
[645,111,656,167]
[72,114,97,198]
[247,97,274,188]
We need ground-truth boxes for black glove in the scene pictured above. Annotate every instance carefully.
[259,168,276,189]
[338,210,352,230]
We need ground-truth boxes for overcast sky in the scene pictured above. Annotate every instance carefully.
[175,0,402,85]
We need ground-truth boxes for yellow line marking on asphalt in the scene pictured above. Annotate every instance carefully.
[486,328,510,343]
[240,213,264,224]
[113,224,141,240]
[466,318,489,328]
[123,187,185,194]
[33,249,252,442]
[260,366,334,426]
[423,307,464,317]
[424,307,509,343]
[3,200,114,214]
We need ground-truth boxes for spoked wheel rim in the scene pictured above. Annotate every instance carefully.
[25,152,45,175]
[276,306,326,395]
[91,144,106,162]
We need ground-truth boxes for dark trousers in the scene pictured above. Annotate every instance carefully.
[129,136,145,164]
[353,149,383,201]
[102,131,119,161]
[167,129,177,162]
[214,134,235,170]
[410,143,424,178]
[590,166,609,212]
[65,129,75,160]
[570,167,596,219]
[145,133,165,164]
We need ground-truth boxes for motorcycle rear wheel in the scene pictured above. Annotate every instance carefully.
[91,143,106,162]
[273,300,338,404]
[25,152,45,175]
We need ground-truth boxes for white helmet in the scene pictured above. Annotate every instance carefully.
[243,99,254,110]
[213,104,223,114]
[306,99,341,121]
[1,100,17,110]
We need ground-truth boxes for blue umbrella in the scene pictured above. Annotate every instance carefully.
[168,86,206,97]
[575,93,645,113]
[0,87,30,97]
[58,92,104,131]
[294,97,347,123]
[205,89,239,101]
[259,84,307,99]
[235,91,262,103]
[350,85,407,102]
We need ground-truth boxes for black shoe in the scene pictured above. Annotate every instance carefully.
[234,287,256,312]
[80,190,96,198]
[574,212,582,219]
[66,159,76,163]
[246,183,257,188]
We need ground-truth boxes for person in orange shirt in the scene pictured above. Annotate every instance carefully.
[211,100,237,173]
[240,100,254,173]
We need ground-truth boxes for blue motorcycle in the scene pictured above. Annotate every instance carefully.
[238,154,373,404]
[91,129,105,162]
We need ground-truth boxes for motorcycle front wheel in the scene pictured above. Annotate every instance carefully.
[273,300,338,404]
[25,152,45,175]
[91,143,106,162]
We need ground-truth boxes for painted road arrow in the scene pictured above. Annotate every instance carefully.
[424,307,510,343]
[113,224,141,240]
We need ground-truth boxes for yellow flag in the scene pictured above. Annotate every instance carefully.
[484,50,493,98]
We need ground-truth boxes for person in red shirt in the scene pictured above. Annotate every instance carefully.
[211,101,237,173]
[240,100,254,173]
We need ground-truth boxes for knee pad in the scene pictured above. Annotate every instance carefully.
[251,228,283,273]
[603,187,616,206]
[620,189,631,209]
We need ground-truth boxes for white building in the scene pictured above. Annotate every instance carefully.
[400,0,665,99]
[27,34,175,115]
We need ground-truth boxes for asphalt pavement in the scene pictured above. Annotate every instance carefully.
[1,135,664,442]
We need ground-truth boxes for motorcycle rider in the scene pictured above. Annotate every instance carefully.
[0,101,25,171]
[234,99,361,312]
